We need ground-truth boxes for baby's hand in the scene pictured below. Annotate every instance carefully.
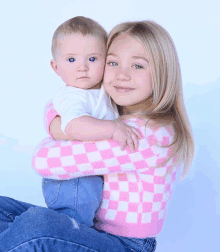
[112,121,142,152]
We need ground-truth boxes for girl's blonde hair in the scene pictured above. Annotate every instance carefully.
[107,21,194,180]
[51,16,107,59]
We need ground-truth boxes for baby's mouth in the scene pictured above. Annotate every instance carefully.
[78,76,89,79]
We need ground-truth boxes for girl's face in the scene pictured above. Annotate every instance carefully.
[104,33,153,113]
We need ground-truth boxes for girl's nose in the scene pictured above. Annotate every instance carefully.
[116,67,131,81]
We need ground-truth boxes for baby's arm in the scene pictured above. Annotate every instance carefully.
[49,116,70,141]
[53,88,142,151]
[65,116,116,140]
[65,116,142,152]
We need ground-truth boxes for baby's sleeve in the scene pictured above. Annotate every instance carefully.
[53,87,91,133]
[32,120,177,180]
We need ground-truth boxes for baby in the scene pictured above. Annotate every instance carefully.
[43,16,141,227]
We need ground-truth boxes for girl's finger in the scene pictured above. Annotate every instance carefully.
[131,133,139,149]
[127,137,135,152]
[120,140,127,151]
[131,127,142,139]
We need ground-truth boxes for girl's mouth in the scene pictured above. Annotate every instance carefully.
[114,86,134,93]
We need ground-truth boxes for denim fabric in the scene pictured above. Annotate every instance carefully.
[0,196,35,234]
[115,235,157,252]
[42,176,104,227]
[0,196,157,252]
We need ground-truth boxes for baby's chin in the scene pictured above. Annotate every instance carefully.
[65,82,101,90]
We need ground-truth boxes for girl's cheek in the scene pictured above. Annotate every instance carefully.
[103,72,110,82]
[105,69,115,80]
[103,71,113,84]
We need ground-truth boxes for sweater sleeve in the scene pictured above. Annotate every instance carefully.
[32,119,176,180]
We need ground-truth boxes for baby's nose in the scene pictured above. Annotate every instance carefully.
[77,63,89,71]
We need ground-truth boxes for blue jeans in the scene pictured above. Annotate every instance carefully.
[42,176,104,227]
[0,196,157,252]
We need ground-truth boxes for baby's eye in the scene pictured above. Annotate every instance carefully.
[108,62,118,66]
[89,57,96,62]
[68,58,75,62]
[133,64,143,69]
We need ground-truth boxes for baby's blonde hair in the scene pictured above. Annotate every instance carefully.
[51,16,107,59]
[108,21,194,180]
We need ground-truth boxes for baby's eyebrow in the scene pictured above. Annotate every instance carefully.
[64,53,77,56]
[87,53,104,56]
[63,53,104,57]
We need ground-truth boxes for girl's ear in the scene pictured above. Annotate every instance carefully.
[50,59,60,76]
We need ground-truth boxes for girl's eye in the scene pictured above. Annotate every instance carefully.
[89,57,96,62]
[68,58,75,62]
[108,62,118,66]
[133,64,143,69]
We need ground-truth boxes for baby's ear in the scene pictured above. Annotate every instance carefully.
[50,59,60,76]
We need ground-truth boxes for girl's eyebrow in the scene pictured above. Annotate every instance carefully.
[107,53,118,57]
[107,53,148,62]
[132,56,148,62]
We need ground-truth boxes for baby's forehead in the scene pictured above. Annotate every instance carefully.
[54,33,107,57]
[57,33,106,46]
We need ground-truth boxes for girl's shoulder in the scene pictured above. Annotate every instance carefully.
[123,117,174,131]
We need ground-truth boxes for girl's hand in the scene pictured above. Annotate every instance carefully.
[112,121,142,152]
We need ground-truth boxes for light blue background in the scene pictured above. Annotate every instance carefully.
[0,0,219,251]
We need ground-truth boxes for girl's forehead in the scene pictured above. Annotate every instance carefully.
[107,34,146,56]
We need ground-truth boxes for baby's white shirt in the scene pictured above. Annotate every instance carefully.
[53,85,119,133]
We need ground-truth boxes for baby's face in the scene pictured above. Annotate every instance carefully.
[51,34,106,89]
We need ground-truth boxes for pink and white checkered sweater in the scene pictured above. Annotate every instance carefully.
[32,101,179,238]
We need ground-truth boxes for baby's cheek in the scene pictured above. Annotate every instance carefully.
[99,67,105,77]
[96,65,105,80]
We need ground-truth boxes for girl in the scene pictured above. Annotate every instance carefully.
[0,20,194,252]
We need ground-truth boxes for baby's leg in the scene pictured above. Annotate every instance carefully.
[42,176,103,227]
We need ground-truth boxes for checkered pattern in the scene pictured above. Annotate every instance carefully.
[32,102,179,238]
[32,123,175,179]
[95,167,177,237]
